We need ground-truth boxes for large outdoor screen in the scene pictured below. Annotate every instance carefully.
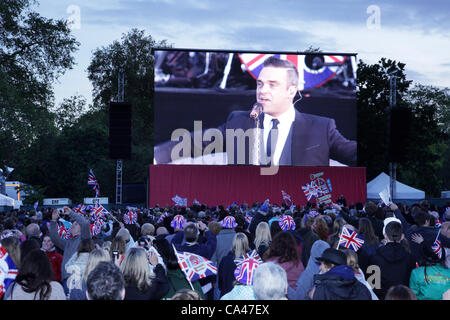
[153,49,357,167]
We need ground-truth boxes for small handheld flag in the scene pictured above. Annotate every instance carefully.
[432,230,442,259]
[172,245,217,283]
[88,169,100,197]
[338,226,365,251]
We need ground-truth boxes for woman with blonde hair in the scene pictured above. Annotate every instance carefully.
[120,247,169,300]
[68,248,110,300]
[252,222,271,258]
[342,248,378,300]
[218,232,252,297]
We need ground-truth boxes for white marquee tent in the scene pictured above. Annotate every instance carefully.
[367,172,425,200]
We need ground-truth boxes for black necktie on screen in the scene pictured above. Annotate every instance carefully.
[266,119,279,160]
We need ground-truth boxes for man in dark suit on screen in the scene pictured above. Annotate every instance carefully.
[154,56,356,167]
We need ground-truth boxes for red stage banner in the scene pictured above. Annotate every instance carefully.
[148,165,366,207]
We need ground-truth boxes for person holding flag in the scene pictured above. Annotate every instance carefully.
[409,229,450,300]
[172,221,217,299]
[88,169,100,197]
[48,206,91,295]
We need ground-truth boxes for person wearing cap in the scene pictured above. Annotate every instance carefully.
[368,219,416,300]
[212,216,237,267]
[248,203,270,237]
[220,255,260,300]
[310,248,372,300]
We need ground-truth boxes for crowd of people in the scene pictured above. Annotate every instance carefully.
[1,197,449,300]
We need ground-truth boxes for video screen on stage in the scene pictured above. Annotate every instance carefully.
[153,48,358,167]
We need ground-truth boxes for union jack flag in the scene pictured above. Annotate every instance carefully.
[172,195,187,207]
[123,210,138,225]
[279,215,296,231]
[88,169,100,197]
[302,181,319,201]
[73,204,86,215]
[238,53,347,90]
[220,216,238,229]
[173,246,217,282]
[90,203,108,221]
[90,219,105,236]
[234,250,263,266]
[57,221,72,240]
[157,212,169,224]
[0,245,18,299]
[244,214,252,224]
[193,199,201,206]
[338,226,365,251]
[281,190,292,204]
[234,255,261,285]
[432,231,442,259]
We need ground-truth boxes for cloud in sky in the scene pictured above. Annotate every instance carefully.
[34,0,450,106]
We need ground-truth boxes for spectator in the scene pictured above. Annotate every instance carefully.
[288,240,330,300]
[120,247,169,300]
[25,223,41,241]
[311,248,372,300]
[391,203,450,265]
[327,217,346,249]
[110,236,126,265]
[264,231,304,291]
[1,236,21,268]
[297,213,319,267]
[342,248,378,300]
[252,262,288,300]
[385,285,418,300]
[218,232,251,298]
[252,222,271,258]
[4,249,66,300]
[141,223,155,237]
[68,248,111,300]
[172,221,217,299]
[48,207,91,293]
[220,259,259,300]
[207,221,222,237]
[65,238,95,299]
[368,219,416,300]
[212,216,237,267]
[171,288,202,300]
[86,261,125,300]
[356,217,380,274]
[155,226,169,240]
[248,204,270,236]
[116,227,135,252]
[20,238,40,263]
[172,221,217,260]
[409,234,450,300]
[41,235,63,283]
[365,202,385,240]
[153,238,204,300]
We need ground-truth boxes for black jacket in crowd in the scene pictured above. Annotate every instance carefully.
[124,264,169,300]
[368,242,416,300]
[312,265,372,300]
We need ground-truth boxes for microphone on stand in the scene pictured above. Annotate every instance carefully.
[250,102,262,119]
